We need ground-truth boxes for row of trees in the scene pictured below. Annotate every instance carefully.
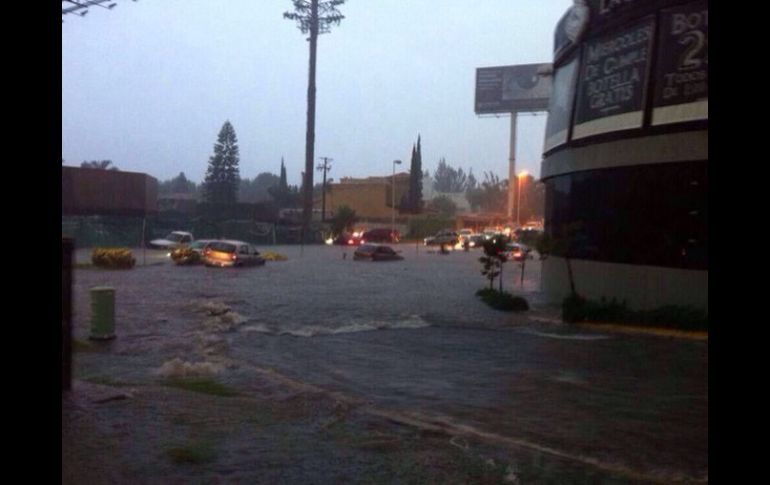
[92,120,540,219]
[426,158,545,220]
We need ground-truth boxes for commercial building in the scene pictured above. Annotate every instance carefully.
[320,173,410,221]
[540,0,708,311]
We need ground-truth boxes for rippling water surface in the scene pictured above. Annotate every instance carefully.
[70,244,708,482]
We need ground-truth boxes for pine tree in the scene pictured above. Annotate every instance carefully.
[407,135,423,213]
[279,157,288,192]
[203,121,240,204]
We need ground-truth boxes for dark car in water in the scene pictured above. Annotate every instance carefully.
[361,228,400,243]
[203,240,266,267]
[353,244,403,261]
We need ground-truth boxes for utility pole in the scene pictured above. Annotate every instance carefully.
[284,0,345,241]
[317,157,332,221]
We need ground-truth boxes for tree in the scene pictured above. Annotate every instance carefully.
[433,158,467,193]
[427,195,457,217]
[479,237,509,291]
[267,158,300,207]
[284,0,346,237]
[81,160,118,171]
[202,121,240,204]
[170,172,196,194]
[406,135,423,213]
[240,172,281,203]
[466,172,507,213]
[330,205,357,236]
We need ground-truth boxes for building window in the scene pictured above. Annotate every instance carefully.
[544,160,707,270]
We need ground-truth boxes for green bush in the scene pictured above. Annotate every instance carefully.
[561,294,708,330]
[170,247,201,265]
[91,247,136,269]
[476,288,529,312]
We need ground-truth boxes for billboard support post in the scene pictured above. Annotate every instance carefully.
[507,112,518,222]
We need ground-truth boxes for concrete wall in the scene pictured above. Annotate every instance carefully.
[542,256,708,312]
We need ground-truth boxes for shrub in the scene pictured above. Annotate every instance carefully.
[561,294,708,331]
[261,251,288,261]
[476,288,529,312]
[170,247,201,265]
[91,247,136,269]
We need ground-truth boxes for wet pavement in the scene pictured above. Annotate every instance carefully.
[64,244,708,484]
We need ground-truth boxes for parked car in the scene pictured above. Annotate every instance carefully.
[424,230,459,246]
[148,231,194,249]
[353,244,404,261]
[203,240,266,267]
[467,234,486,248]
[362,228,400,243]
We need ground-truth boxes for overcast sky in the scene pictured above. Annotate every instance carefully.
[62,0,572,186]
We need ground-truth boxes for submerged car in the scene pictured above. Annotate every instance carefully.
[203,240,265,267]
[353,244,403,261]
[148,231,194,249]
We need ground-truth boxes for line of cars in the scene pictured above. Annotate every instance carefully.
[331,228,400,246]
[148,232,265,267]
[422,228,535,261]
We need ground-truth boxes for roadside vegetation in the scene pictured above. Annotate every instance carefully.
[477,237,529,312]
[91,247,136,269]
[160,377,240,397]
[562,294,708,331]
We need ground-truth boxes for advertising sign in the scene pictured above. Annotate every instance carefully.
[652,0,708,125]
[543,53,580,153]
[475,64,552,114]
[572,16,655,139]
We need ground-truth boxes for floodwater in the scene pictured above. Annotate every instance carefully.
[66,244,708,483]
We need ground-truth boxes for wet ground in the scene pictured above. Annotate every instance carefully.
[64,244,708,484]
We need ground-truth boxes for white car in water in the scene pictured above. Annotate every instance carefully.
[148,231,194,249]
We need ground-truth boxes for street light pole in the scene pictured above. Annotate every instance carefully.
[392,159,402,236]
[516,170,528,228]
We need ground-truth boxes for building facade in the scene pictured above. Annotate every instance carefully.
[321,173,411,220]
[540,0,708,311]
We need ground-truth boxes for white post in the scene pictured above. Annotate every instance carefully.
[507,112,518,222]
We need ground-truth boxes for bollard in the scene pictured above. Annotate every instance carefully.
[62,237,74,392]
[89,286,116,340]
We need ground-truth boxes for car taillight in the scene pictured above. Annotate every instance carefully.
[231,254,237,260]
[348,239,354,245]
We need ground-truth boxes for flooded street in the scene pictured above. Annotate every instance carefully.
[65,244,708,483]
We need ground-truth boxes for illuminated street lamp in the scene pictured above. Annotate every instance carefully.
[392,159,402,236]
[517,170,529,228]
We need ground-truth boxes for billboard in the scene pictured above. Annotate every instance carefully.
[475,63,552,114]
[572,16,655,139]
[651,0,708,125]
